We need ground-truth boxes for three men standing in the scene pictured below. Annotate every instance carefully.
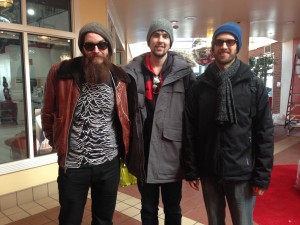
[42,19,273,225]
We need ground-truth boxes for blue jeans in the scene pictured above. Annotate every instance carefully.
[137,180,182,225]
[201,177,256,225]
[57,157,119,225]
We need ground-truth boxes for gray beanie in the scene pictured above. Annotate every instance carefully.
[78,22,113,55]
[147,18,174,47]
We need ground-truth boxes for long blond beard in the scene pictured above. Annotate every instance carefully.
[83,56,112,84]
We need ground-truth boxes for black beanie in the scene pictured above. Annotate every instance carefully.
[78,22,113,55]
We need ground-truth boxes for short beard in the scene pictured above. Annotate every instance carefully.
[152,50,168,58]
[83,56,112,84]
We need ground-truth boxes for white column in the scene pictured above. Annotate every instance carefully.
[238,21,250,64]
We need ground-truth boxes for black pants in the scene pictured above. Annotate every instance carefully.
[137,180,182,225]
[57,157,119,225]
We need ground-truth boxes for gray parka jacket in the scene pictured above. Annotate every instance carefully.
[124,51,196,183]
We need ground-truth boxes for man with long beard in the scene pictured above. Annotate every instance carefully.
[41,22,134,225]
[123,18,196,225]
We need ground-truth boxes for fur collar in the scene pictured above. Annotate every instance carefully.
[57,56,130,84]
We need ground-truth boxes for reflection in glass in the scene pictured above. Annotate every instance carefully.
[26,0,71,32]
[0,0,21,24]
[0,31,27,163]
[28,34,72,156]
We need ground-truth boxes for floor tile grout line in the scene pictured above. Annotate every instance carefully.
[0,190,200,225]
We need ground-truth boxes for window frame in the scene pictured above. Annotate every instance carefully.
[0,0,75,175]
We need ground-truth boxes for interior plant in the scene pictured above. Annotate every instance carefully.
[249,53,275,86]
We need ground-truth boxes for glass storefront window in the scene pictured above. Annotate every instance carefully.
[28,34,72,157]
[26,0,71,32]
[0,0,73,174]
[0,0,21,24]
[0,31,27,163]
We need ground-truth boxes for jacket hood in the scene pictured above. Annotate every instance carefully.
[123,51,193,81]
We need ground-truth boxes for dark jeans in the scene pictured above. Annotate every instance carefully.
[137,180,182,225]
[57,157,120,225]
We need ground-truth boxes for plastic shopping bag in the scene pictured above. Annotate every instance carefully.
[120,162,131,187]
[129,172,137,185]
[119,162,137,187]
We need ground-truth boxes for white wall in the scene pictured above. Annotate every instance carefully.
[280,41,294,114]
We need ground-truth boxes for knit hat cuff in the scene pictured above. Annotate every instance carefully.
[212,22,242,52]
[78,22,113,55]
[147,18,174,47]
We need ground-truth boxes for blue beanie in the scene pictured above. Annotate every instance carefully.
[212,22,242,53]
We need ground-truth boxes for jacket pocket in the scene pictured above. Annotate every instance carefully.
[163,127,183,142]
[157,128,183,176]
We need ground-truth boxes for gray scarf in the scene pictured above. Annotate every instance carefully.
[208,59,240,125]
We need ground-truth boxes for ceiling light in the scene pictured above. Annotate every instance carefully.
[0,0,13,8]
[284,21,295,25]
[184,16,197,21]
[38,36,49,40]
[27,9,35,16]
[170,20,178,24]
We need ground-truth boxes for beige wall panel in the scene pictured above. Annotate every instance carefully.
[0,164,58,196]
[73,0,109,56]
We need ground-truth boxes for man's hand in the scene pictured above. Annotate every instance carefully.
[188,180,200,191]
[252,186,265,196]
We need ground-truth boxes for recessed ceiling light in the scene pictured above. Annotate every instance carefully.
[284,21,295,25]
[184,16,197,21]
[27,9,35,16]
[170,20,178,24]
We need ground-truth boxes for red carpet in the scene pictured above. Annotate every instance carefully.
[254,165,300,225]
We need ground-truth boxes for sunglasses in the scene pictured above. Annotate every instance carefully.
[214,39,237,47]
[83,41,109,51]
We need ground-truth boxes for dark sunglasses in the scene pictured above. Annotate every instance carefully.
[214,39,237,47]
[83,41,109,51]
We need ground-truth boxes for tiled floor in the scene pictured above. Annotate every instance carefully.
[1,125,300,225]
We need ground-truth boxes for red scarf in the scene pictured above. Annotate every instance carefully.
[144,53,163,100]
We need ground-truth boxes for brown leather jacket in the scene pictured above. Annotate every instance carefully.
[41,56,132,168]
